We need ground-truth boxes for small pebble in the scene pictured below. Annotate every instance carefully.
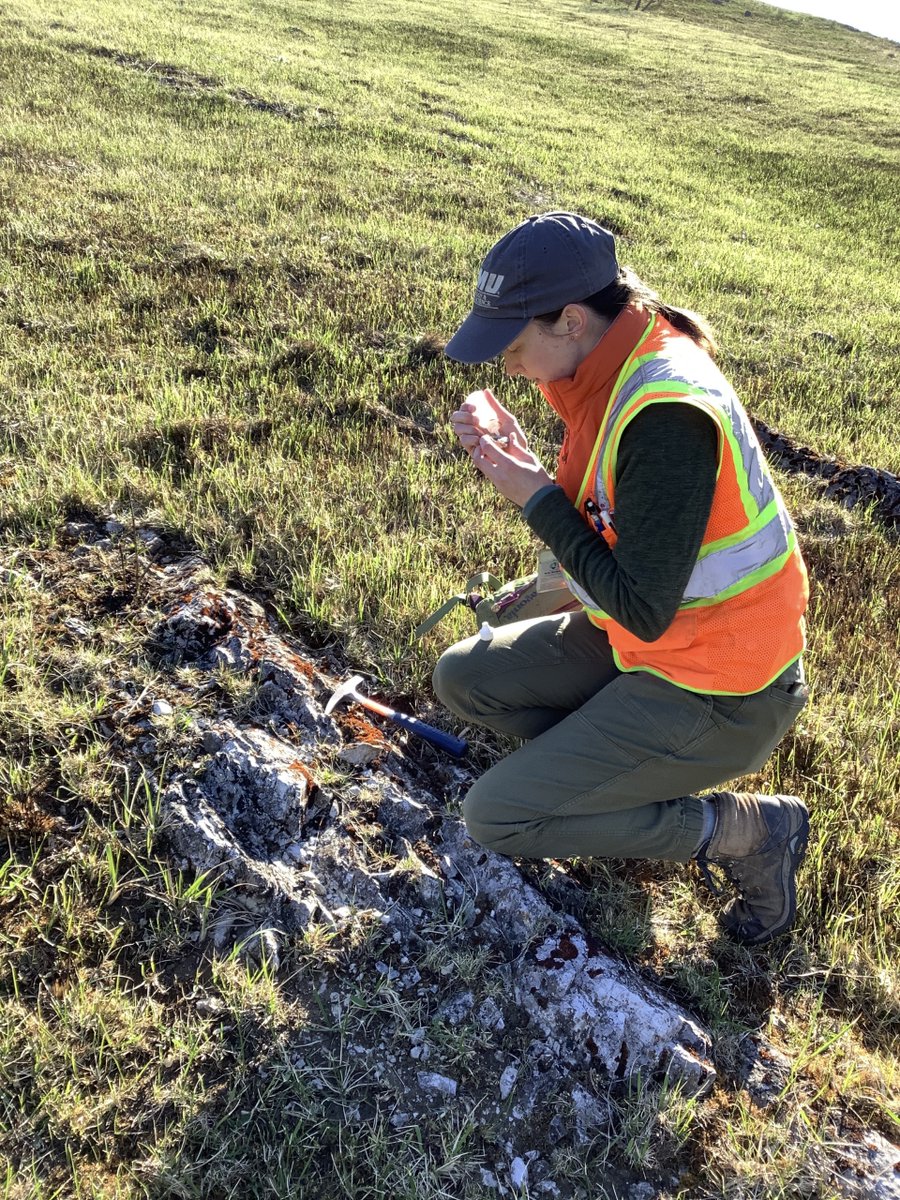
[417,1072,457,1097]
[509,1158,528,1189]
[63,617,93,640]
[499,1065,518,1100]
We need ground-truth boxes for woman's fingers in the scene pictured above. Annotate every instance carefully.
[479,392,528,447]
[470,433,554,507]
[451,393,529,463]
[450,411,488,452]
[481,387,516,428]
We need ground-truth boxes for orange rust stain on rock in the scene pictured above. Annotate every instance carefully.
[286,654,314,679]
[340,712,391,747]
[288,759,318,788]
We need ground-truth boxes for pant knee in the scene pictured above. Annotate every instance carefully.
[463,781,535,858]
[432,641,476,719]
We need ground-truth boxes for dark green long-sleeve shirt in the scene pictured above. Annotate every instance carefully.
[523,403,719,643]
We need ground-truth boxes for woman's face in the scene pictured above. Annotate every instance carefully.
[501,305,605,384]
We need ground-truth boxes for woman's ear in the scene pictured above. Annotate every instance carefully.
[559,303,589,338]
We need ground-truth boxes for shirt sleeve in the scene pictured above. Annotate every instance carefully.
[523,402,719,642]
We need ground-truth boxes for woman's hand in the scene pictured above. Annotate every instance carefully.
[450,388,526,453]
[470,429,554,509]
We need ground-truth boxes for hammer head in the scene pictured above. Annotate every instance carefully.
[324,673,365,716]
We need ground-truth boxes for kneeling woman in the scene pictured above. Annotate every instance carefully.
[434,211,810,945]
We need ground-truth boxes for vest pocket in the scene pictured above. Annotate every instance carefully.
[611,610,699,652]
[610,611,710,685]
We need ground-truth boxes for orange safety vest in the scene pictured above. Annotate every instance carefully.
[563,313,808,695]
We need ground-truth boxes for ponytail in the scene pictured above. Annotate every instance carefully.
[536,266,718,357]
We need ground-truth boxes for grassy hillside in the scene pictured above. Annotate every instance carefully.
[1,0,898,1195]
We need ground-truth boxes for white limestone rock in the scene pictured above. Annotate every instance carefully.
[418,1072,458,1098]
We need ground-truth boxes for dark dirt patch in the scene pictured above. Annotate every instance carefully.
[128,417,273,476]
[73,43,220,91]
[0,791,65,842]
[405,333,445,364]
[752,417,900,527]
[168,242,241,282]
[182,314,229,355]
[0,143,83,175]
[127,420,273,480]
[68,43,340,128]
[269,339,335,387]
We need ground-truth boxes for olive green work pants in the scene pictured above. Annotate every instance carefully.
[432,612,808,863]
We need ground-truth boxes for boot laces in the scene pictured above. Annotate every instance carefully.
[695,845,738,899]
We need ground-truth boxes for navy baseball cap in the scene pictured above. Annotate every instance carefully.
[445,211,619,364]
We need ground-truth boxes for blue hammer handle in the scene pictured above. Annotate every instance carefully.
[360,694,468,758]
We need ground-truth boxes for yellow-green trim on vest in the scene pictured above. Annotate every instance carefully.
[603,393,758,530]
[602,391,724,506]
[697,498,780,560]
[574,313,659,511]
[679,537,798,610]
[610,651,805,696]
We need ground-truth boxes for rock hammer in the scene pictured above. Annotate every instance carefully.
[324,674,468,758]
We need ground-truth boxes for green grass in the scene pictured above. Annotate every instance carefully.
[1,0,899,1195]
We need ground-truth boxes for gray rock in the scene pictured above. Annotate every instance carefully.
[240,927,281,969]
[377,781,437,841]
[64,521,97,541]
[439,821,555,948]
[255,659,341,744]
[509,1157,528,1189]
[0,568,39,590]
[499,1065,518,1101]
[208,639,255,671]
[516,930,714,1096]
[156,590,240,662]
[571,1085,609,1139]
[63,616,94,640]
[136,528,164,553]
[438,991,474,1027]
[829,1130,900,1200]
[201,726,310,858]
[417,1072,457,1098]
[477,997,506,1032]
[338,742,381,767]
[627,1185,659,1200]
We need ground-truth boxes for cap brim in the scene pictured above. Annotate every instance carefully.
[444,311,529,364]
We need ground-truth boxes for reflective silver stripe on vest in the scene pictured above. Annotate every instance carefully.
[584,337,793,611]
[682,505,793,601]
[611,343,777,518]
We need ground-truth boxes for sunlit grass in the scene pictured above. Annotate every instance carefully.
[1,0,898,1194]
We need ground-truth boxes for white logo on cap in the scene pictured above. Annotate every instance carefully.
[475,270,505,309]
[478,270,504,295]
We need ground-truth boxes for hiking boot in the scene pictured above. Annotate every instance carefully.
[694,792,809,945]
